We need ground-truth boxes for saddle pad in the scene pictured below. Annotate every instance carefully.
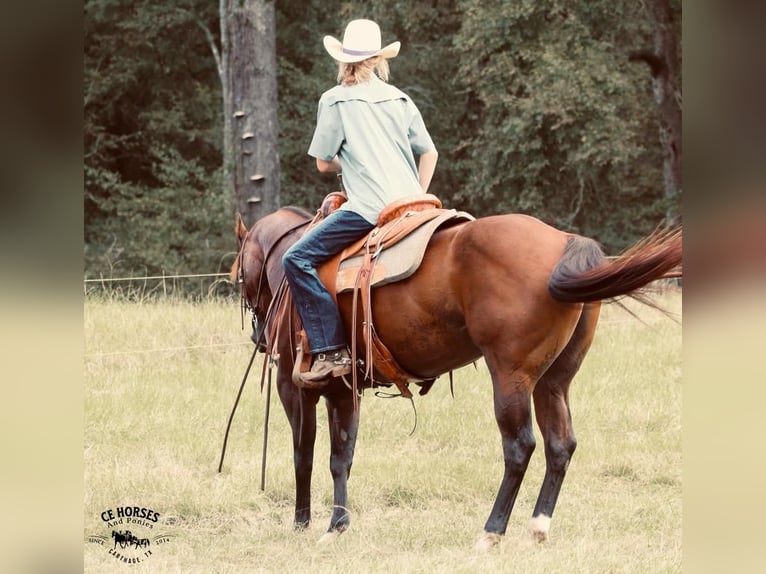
[336,210,474,294]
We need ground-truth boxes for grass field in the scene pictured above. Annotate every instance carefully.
[84,290,681,573]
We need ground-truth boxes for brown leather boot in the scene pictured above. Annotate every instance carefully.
[300,349,352,383]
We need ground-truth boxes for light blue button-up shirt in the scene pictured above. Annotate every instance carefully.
[308,75,437,224]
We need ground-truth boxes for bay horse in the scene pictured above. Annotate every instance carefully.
[230,205,681,550]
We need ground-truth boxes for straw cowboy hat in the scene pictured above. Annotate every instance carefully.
[323,19,401,63]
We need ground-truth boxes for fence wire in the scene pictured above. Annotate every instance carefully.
[84,272,236,300]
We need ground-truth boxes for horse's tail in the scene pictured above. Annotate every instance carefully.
[548,227,682,303]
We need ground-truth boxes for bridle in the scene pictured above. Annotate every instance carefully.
[236,216,312,344]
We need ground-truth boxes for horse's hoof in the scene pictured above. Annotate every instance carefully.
[475,531,502,552]
[317,530,341,545]
[527,515,551,543]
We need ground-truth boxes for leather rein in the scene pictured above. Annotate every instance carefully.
[218,215,311,481]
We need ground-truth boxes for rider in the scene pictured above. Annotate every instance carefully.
[282,19,438,384]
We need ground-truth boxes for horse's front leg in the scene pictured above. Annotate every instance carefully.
[317,382,360,544]
[277,371,320,530]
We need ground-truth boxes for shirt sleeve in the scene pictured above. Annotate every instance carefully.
[308,99,344,160]
[406,101,436,156]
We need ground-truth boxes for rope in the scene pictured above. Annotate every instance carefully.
[372,390,418,436]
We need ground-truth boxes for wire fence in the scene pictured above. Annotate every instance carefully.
[83,272,680,359]
[84,273,229,283]
[84,271,237,301]
[84,340,253,359]
[83,269,680,303]
[84,271,252,357]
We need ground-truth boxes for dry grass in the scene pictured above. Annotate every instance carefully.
[84,291,681,573]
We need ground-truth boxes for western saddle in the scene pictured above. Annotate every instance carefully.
[279,192,474,404]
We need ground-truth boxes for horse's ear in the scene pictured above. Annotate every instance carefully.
[235,213,248,244]
[231,213,249,282]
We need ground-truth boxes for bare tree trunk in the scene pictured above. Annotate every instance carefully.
[219,0,234,220]
[222,0,280,229]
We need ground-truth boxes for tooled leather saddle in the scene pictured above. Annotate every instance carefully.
[289,192,474,403]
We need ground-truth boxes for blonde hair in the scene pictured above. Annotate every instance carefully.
[337,56,390,86]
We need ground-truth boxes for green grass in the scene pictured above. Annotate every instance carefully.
[84,291,681,573]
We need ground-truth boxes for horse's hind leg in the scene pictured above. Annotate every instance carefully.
[529,303,600,542]
[317,383,360,544]
[478,366,537,550]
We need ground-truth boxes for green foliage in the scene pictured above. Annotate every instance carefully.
[85,146,232,280]
[84,0,681,280]
[84,0,229,281]
[451,0,673,248]
[274,1,343,210]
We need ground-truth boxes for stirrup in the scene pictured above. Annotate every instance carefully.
[303,350,352,382]
[292,341,328,390]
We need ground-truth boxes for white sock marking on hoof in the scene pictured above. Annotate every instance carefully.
[475,531,502,552]
[527,514,551,542]
[317,530,341,545]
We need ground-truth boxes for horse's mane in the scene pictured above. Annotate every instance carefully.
[230,206,313,282]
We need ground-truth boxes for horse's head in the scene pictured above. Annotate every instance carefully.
[231,213,270,349]
[231,208,312,350]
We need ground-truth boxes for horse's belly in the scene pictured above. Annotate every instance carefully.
[338,296,477,378]
[339,224,480,379]
[365,305,480,379]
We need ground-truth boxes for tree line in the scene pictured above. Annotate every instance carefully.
[84,0,681,281]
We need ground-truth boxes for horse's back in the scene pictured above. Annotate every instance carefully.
[452,213,572,295]
[355,213,578,377]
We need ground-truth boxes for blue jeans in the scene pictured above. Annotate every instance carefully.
[282,209,374,354]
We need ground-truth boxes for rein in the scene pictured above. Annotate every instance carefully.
[216,339,261,474]
[218,215,311,478]
[219,206,452,480]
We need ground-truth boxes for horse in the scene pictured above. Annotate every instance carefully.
[111,530,130,549]
[230,204,682,550]
[136,538,150,548]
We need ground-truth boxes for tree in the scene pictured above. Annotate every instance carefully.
[84,0,229,280]
[83,0,283,280]
[450,0,679,250]
[221,0,280,228]
[83,0,682,282]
